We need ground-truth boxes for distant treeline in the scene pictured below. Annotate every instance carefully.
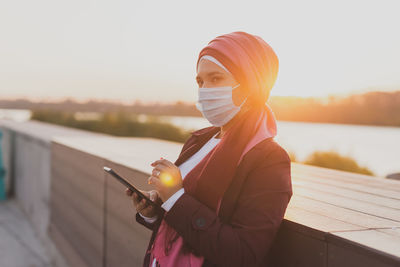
[2,90,400,127]
[31,110,191,143]
[269,91,400,127]
[0,98,201,116]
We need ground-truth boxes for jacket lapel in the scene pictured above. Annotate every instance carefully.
[173,125,238,222]
[174,126,220,167]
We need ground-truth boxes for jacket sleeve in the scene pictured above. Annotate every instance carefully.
[139,212,159,223]
[162,147,293,267]
[135,199,165,231]
[135,212,160,231]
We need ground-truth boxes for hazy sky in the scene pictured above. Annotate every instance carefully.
[1,0,399,104]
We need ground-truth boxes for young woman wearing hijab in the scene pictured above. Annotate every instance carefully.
[125,31,293,267]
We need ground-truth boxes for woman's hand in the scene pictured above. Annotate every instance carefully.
[148,157,183,202]
[125,188,159,218]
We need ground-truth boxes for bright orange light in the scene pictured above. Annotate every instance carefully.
[159,172,175,187]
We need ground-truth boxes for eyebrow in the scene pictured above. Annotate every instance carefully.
[196,71,225,80]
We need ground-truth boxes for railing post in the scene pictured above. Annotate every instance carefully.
[0,130,6,201]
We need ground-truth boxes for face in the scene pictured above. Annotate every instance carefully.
[196,59,247,107]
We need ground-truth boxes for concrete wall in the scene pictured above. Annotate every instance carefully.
[0,119,182,267]
[0,120,110,267]
[48,132,183,267]
[0,123,52,242]
[0,120,108,241]
[49,143,155,267]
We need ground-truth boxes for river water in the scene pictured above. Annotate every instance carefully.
[156,115,400,178]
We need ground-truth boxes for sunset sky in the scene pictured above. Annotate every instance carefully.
[1,0,399,104]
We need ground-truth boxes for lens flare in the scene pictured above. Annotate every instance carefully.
[159,172,175,187]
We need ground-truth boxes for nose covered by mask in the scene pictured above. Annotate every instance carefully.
[195,83,248,127]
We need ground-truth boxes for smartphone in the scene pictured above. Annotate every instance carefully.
[103,166,160,209]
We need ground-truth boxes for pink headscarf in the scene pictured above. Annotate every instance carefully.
[149,31,280,267]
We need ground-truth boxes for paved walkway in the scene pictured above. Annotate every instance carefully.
[0,199,53,267]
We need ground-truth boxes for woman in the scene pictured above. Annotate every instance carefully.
[126,31,293,267]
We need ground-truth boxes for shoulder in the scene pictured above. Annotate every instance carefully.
[240,138,292,193]
[244,137,291,167]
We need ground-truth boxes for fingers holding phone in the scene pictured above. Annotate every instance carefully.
[126,188,159,218]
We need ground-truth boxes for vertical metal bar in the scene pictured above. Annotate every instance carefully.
[0,130,6,200]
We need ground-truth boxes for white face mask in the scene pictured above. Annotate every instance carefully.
[195,83,248,127]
